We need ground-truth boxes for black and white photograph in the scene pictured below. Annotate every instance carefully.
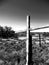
[0,0,49,65]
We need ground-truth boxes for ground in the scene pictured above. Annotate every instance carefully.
[0,38,26,65]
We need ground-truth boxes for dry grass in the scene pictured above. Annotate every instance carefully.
[0,38,26,65]
[32,42,49,65]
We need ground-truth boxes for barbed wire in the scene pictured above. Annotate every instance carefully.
[16,26,49,33]
[30,26,49,31]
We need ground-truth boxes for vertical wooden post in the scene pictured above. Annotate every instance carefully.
[39,33,41,47]
[26,15,32,65]
[26,15,30,65]
[28,34,32,65]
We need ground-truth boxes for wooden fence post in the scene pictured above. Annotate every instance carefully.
[39,33,41,47]
[26,15,30,65]
[26,15,32,65]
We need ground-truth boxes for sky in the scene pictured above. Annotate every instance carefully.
[0,0,49,32]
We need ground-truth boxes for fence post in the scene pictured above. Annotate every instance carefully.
[26,15,30,65]
[28,34,32,65]
[39,33,41,47]
[26,15,32,65]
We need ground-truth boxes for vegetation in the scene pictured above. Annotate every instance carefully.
[32,33,49,65]
[0,26,26,65]
[0,39,26,65]
[1,26,49,65]
[0,26,18,38]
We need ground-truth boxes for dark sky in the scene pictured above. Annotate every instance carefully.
[0,0,49,32]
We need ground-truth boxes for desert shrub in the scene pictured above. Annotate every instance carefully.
[32,42,49,65]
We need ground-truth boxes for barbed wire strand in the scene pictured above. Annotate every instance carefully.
[16,26,49,33]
